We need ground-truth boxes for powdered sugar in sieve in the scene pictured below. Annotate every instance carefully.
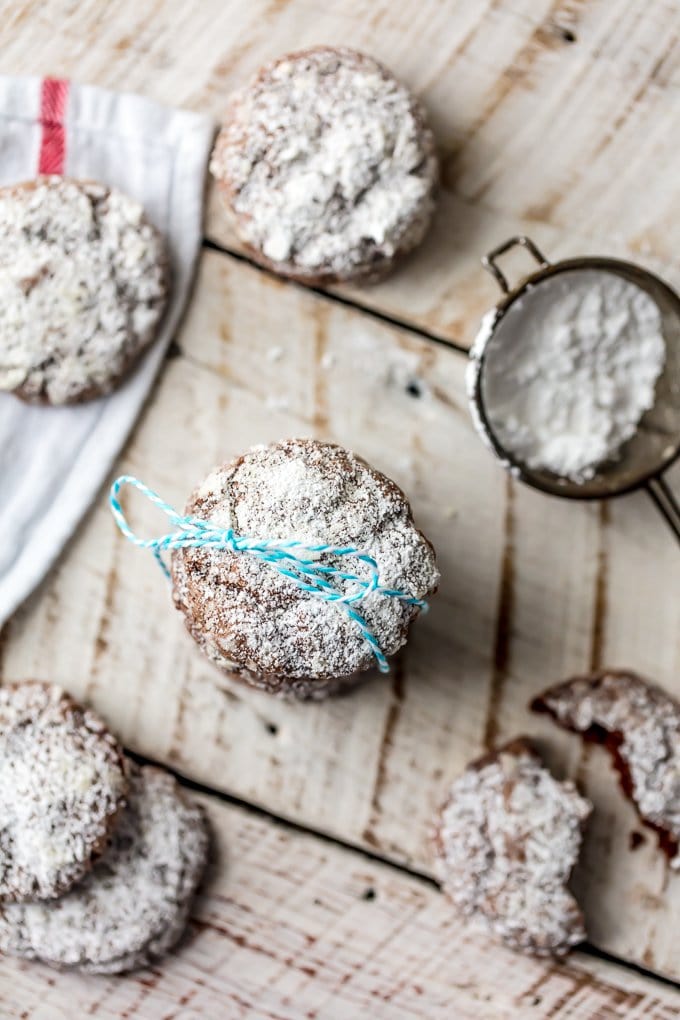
[465,236,680,544]
[477,268,666,483]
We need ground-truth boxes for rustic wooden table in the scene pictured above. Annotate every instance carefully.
[1,1,679,1016]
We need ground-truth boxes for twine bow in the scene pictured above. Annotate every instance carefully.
[109,475,427,673]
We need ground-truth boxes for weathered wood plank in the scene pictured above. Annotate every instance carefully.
[1,790,678,1020]
[1,0,679,343]
[2,0,680,994]
[2,250,679,978]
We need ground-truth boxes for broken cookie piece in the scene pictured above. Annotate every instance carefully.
[532,670,680,867]
[433,738,591,957]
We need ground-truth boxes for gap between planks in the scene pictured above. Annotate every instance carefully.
[201,239,471,356]
[127,745,680,996]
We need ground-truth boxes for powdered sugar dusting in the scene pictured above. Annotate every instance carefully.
[534,671,680,867]
[210,47,437,282]
[0,682,127,901]
[172,439,439,690]
[0,764,209,973]
[0,176,168,403]
[434,739,591,957]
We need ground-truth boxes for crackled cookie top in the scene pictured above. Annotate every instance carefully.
[0,682,127,901]
[210,47,438,282]
[0,176,168,404]
[533,670,680,866]
[172,439,439,684]
[434,739,592,957]
[0,765,209,974]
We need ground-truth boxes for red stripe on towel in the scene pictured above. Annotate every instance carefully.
[38,78,69,174]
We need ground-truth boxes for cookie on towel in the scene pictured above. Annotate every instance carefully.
[0,764,209,973]
[210,46,438,284]
[0,176,168,404]
[433,738,592,957]
[532,670,680,867]
[0,681,127,901]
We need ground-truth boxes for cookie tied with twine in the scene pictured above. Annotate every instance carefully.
[110,439,439,698]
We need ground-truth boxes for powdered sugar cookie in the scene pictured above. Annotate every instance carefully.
[171,439,439,699]
[0,681,127,902]
[210,47,438,284]
[532,670,680,867]
[0,765,209,974]
[433,739,592,957]
[0,176,168,404]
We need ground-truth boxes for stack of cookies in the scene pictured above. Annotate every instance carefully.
[0,681,209,974]
[169,438,440,699]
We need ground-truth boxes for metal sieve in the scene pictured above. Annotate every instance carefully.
[467,236,680,542]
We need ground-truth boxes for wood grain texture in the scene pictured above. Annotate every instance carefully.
[1,790,678,1020]
[2,251,679,979]
[1,0,679,343]
[2,0,680,1006]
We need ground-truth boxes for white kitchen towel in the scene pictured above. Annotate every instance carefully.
[0,76,215,625]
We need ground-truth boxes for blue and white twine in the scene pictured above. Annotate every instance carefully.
[109,475,427,673]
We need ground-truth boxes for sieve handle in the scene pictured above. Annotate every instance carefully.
[482,236,550,294]
[646,476,680,545]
